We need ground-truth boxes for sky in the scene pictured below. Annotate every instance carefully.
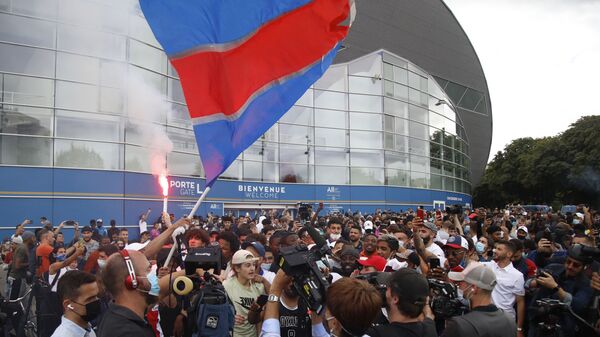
[444,0,600,162]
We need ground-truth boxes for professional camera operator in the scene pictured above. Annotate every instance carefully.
[442,265,516,337]
[365,269,437,337]
[261,270,382,337]
[526,244,594,336]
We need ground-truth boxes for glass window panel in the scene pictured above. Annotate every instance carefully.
[410,154,430,173]
[393,67,408,84]
[384,133,394,150]
[125,145,150,172]
[408,71,422,90]
[168,78,186,104]
[444,81,467,105]
[409,88,423,106]
[385,169,409,186]
[56,110,122,142]
[443,162,455,176]
[129,66,166,94]
[280,164,308,183]
[384,115,394,133]
[0,13,56,48]
[2,74,54,107]
[57,52,99,84]
[0,135,52,166]
[350,130,381,149]
[316,166,348,185]
[349,94,382,113]
[430,128,442,143]
[262,142,278,162]
[296,88,313,106]
[167,103,190,128]
[314,90,347,110]
[351,167,383,185]
[395,135,409,153]
[11,0,58,19]
[384,80,394,97]
[409,121,428,140]
[474,97,487,115]
[351,149,383,167]
[443,177,455,191]
[350,112,381,131]
[167,126,197,153]
[443,134,455,148]
[0,105,53,136]
[431,174,442,190]
[349,76,382,95]
[393,83,408,101]
[458,88,482,111]
[128,13,160,48]
[55,139,122,170]
[429,111,445,130]
[382,53,408,68]
[0,43,55,77]
[129,39,167,74]
[430,142,442,159]
[383,63,393,80]
[262,162,279,183]
[315,109,346,129]
[100,86,124,114]
[58,0,127,34]
[125,122,166,146]
[263,124,278,142]
[280,124,311,144]
[58,24,126,60]
[408,63,427,77]
[243,144,262,162]
[221,160,241,180]
[100,60,127,88]
[431,159,442,174]
[384,98,408,118]
[56,81,98,112]
[442,147,454,162]
[348,53,381,76]
[315,65,347,92]
[409,105,428,124]
[420,77,428,92]
[410,171,429,189]
[409,138,429,157]
[395,117,408,135]
[281,106,312,125]
[167,151,203,177]
[243,161,262,181]
[315,147,348,166]
[314,128,346,147]
[385,152,409,170]
[280,144,308,164]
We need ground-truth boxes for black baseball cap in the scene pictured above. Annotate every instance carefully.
[82,226,92,233]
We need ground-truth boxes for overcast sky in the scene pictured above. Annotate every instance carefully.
[444,0,600,162]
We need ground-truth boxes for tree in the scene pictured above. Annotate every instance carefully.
[473,116,600,208]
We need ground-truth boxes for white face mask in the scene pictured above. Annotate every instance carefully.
[398,240,405,249]
[330,233,341,241]
[97,259,107,269]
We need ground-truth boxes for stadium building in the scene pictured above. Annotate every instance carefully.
[0,0,491,236]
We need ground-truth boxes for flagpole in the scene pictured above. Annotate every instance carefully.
[164,186,211,267]
[187,186,211,219]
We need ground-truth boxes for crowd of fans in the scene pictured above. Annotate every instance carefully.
[1,204,599,337]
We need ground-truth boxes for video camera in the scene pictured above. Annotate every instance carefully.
[446,204,463,215]
[532,298,600,336]
[278,222,332,314]
[354,272,390,307]
[172,246,226,303]
[428,279,468,319]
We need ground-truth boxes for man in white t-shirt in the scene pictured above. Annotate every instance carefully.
[418,221,446,266]
[482,240,525,336]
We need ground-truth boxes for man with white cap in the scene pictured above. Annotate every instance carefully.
[223,249,267,337]
[443,264,517,337]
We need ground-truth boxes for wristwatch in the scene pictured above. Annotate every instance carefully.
[267,294,279,303]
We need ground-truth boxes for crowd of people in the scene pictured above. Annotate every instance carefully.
[1,204,599,337]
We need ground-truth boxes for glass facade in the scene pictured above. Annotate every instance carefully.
[0,0,471,194]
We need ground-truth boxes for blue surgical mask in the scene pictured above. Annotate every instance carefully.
[56,253,66,262]
[139,272,160,296]
[475,242,485,254]
[261,263,271,271]
[464,225,470,235]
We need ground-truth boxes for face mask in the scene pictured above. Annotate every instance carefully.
[261,263,271,271]
[56,253,66,262]
[397,240,405,249]
[464,225,470,235]
[138,271,160,297]
[330,233,341,241]
[97,259,107,269]
[475,242,485,254]
[72,299,101,322]
[573,219,581,225]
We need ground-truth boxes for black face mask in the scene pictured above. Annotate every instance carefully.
[72,299,101,322]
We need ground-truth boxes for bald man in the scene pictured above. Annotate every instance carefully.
[97,250,157,337]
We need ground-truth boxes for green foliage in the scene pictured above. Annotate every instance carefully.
[473,116,600,208]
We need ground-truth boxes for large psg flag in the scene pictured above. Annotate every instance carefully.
[140,0,355,186]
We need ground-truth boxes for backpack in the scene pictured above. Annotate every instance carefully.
[188,284,235,337]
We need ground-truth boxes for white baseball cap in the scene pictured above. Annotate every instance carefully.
[231,249,260,265]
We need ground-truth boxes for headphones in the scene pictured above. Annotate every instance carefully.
[119,249,138,290]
